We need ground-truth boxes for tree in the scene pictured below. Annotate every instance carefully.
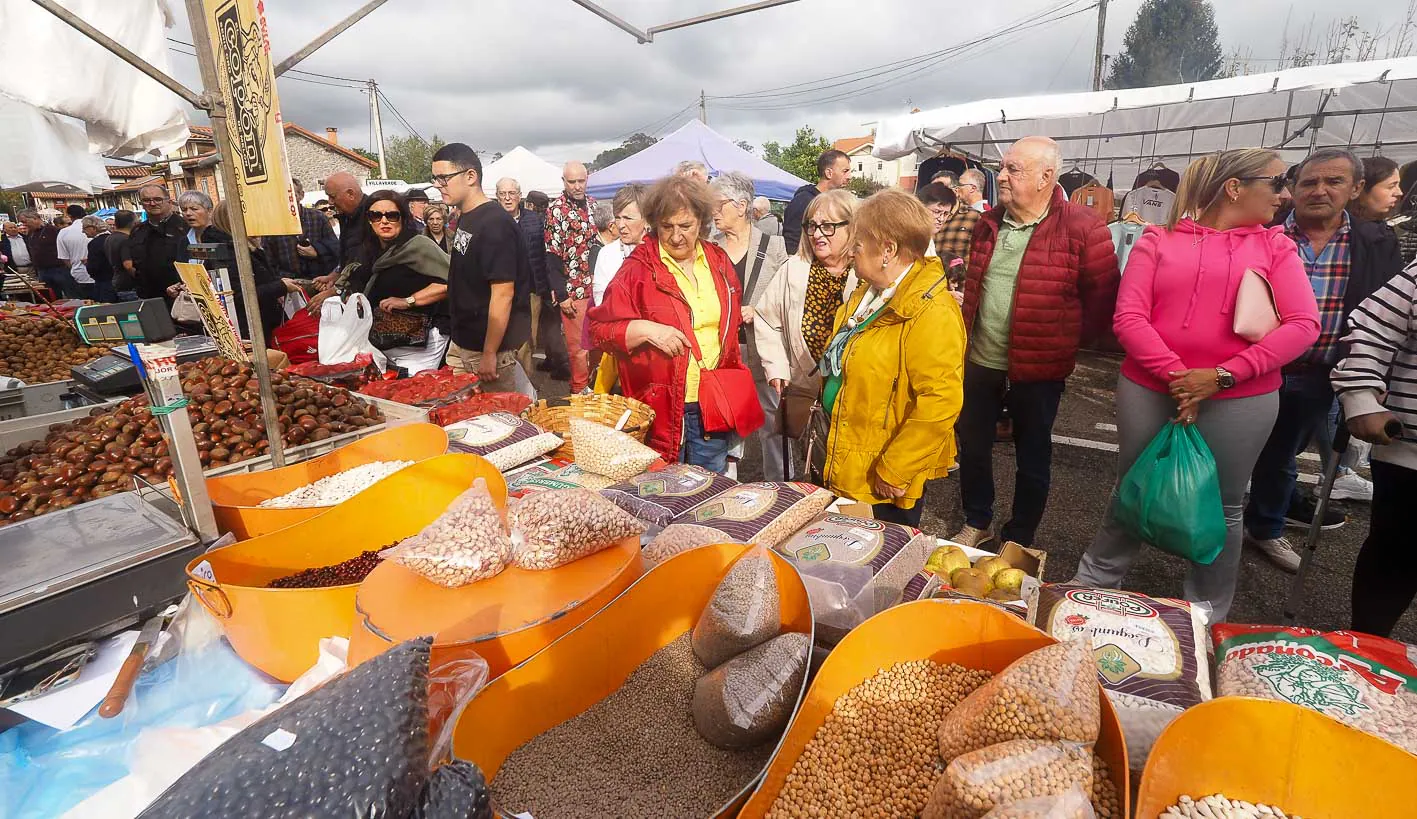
[1104,0,1224,90]
[590,133,658,171]
[378,134,446,183]
[846,177,886,198]
[491,151,504,163]
[763,126,833,182]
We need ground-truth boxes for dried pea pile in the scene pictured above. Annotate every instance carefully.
[490,632,774,818]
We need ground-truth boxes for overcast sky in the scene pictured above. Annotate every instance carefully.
[159,0,1412,167]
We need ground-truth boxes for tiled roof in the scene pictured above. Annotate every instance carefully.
[106,164,153,179]
[833,136,873,154]
[111,174,166,193]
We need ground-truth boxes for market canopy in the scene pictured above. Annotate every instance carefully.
[874,57,1417,189]
[588,119,810,201]
[482,146,564,198]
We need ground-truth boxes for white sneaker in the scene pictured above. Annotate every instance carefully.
[1245,533,1302,573]
[949,524,995,550]
[1328,470,1373,503]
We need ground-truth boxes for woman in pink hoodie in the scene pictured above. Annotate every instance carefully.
[1074,148,1320,621]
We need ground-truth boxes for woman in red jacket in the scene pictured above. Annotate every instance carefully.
[588,175,752,472]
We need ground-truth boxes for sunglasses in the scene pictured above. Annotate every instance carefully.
[366,210,402,223]
[1240,174,1288,193]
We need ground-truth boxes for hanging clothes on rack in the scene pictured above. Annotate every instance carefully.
[1110,213,1147,273]
[1120,185,1176,225]
[1070,181,1114,222]
[1131,165,1180,193]
[1058,168,1095,198]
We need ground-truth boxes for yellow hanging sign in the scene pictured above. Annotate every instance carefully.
[176,261,249,363]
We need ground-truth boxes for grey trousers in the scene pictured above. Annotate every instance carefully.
[757,377,786,481]
[1073,376,1278,623]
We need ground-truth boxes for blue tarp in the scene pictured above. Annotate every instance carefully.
[587,120,810,201]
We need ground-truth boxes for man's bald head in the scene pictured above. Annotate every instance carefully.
[324,172,364,215]
[998,136,1061,218]
[1012,136,1062,176]
[562,162,588,202]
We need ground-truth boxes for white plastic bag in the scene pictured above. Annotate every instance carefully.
[318,293,387,370]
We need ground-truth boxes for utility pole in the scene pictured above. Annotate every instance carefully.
[699,90,707,124]
[368,79,388,178]
[1092,0,1110,91]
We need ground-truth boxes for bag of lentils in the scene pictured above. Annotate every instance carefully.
[509,488,645,570]
[380,479,511,588]
[445,412,561,471]
[692,546,783,668]
[692,631,810,749]
[923,740,1094,819]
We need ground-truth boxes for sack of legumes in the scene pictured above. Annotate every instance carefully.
[600,463,738,528]
[504,458,617,498]
[445,411,561,471]
[1212,624,1417,755]
[1031,585,1211,771]
[643,482,835,566]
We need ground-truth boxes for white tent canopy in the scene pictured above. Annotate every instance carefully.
[875,57,1417,188]
[482,146,564,198]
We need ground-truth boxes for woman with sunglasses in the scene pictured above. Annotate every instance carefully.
[352,191,452,374]
[1073,148,1320,622]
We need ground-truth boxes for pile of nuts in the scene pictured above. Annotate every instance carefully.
[1162,794,1297,818]
[0,359,383,526]
[266,549,386,589]
[258,460,414,508]
[767,660,993,818]
[923,739,1093,819]
[0,316,108,383]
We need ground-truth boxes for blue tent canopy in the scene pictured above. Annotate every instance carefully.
[587,120,810,201]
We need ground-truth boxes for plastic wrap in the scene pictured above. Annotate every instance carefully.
[505,458,617,497]
[937,638,1101,763]
[692,547,782,668]
[509,489,645,570]
[444,412,561,470]
[381,479,511,587]
[981,784,1097,818]
[413,760,492,819]
[600,464,738,528]
[787,558,876,644]
[692,632,810,749]
[569,418,661,480]
[286,354,382,390]
[923,740,1094,819]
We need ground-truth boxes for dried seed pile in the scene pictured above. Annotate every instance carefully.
[258,461,414,508]
[767,660,994,819]
[977,786,1093,818]
[570,418,659,480]
[266,549,387,589]
[1090,755,1122,819]
[692,631,810,749]
[1162,793,1297,818]
[491,633,773,818]
[692,549,781,668]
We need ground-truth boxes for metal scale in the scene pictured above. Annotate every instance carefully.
[0,300,220,672]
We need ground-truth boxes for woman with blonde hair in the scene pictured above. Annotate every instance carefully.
[819,190,965,524]
[423,202,452,252]
[1073,148,1321,621]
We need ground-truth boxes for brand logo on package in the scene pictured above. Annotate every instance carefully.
[1066,588,1157,619]
[216,0,272,181]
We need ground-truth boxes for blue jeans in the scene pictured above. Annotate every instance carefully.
[1244,370,1335,539]
[680,402,734,475]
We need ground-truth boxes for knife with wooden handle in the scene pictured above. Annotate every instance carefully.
[99,615,164,719]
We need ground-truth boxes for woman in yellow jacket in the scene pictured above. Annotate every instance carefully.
[819,189,967,526]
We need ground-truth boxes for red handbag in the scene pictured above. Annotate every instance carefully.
[271,310,321,365]
[670,297,764,438]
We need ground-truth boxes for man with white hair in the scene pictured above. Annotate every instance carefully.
[751,196,779,236]
[544,160,598,392]
[497,176,567,379]
[676,160,709,183]
[958,168,988,212]
[951,136,1120,551]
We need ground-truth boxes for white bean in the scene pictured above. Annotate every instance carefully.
[257,460,414,508]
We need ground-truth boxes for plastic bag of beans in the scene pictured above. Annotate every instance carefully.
[600,463,738,527]
[139,638,433,819]
[937,638,1101,763]
[570,418,661,480]
[413,760,492,819]
[509,489,646,570]
[643,482,836,566]
[692,631,810,749]
[692,547,783,668]
[380,479,511,588]
[922,740,1094,819]
[505,457,617,497]
[445,412,561,471]
[980,785,1096,819]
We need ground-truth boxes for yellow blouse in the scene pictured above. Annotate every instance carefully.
[659,241,722,403]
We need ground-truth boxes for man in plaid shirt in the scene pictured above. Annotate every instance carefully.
[1244,148,1405,571]
[544,161,597,393]
[262,179,338,279]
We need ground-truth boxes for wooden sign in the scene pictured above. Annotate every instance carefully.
[202,0,300,235]
[175,261,249,363]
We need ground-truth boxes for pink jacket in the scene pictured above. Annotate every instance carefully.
[1114,219,1320,399]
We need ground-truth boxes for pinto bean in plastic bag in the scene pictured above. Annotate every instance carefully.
[936,637,1101,763]
[692,631,810,749]
[510,489,646,569]
[570,418,660,480]
[380,479,511,588]
[923,740,1094,819]
[692,546,782,668]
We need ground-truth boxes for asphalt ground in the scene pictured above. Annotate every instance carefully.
[527,349,1417,643]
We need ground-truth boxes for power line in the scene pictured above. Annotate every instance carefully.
[607,101,698,144]
[376,89,426,144]
[166,37,366,84]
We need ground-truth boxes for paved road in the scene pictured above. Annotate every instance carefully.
[528,350,1417,642]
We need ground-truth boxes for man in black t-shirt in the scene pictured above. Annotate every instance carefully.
[430,142,532,394]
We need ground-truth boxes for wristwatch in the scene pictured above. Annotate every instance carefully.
[405,295,416,307]
[1215,366,1235,390]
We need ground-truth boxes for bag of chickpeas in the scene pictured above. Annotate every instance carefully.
[979,784,1096,819]
[380,479,511,588]
[937,638,1101,763]
[923,740,1094,819]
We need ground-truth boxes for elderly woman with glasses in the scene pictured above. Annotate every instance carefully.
[818,190,966,525]
[589,175,759,472]
[710,171,789,478]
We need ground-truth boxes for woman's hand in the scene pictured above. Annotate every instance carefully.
[165,283,185,300]
[742,305,756,325]
[560,297,580,319]
[1168,368,1220,418]
[770,378,786,396]
[305,288,337,315]
[871,472,905,500]
[627,320,690,356]
[379,296,409,312]
[281,278,303,294]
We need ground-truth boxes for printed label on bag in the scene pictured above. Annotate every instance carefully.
[262,728,297,751]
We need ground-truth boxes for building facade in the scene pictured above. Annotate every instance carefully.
[833,134,921,191]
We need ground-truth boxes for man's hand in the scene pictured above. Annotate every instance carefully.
[770,378,786,396]
[559,297,579,318]
[742,305,756,325]
[476,353,500,383]
[306,287,337,314]
[165,283,184,300]
[379,296,409,313]
[313,273,336,288]
[281,278,303,294]
[296,243,318,259]
[1348,411,1401,445]
[1168,368,1220,416]
[872,472,905,500]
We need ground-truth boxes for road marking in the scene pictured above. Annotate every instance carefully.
[1053,434,1118,452]
[1094,422,1117,432]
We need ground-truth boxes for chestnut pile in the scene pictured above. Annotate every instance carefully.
[0,358,384,526]
[0,316,108,383]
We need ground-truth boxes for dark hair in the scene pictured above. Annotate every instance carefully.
[114,210,137,230]
[361,190,416,259]
[1295,148,1363,184]
[314,198,331,208]
[66,204,87,220]
[525,190,550,214]
[405,187,430,202]
[816,149,849,179]
[640,175,718,239]
[432,142,482,178]
[1363,156,1399,191]
[916,181,957,209]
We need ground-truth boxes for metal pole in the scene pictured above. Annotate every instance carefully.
[647,0,801,36]
[567,0,649,43]
[369,80,388,179]
[185,0,287,468]
[273,0,388,77]
[699,90,707,124]
[28,0,204,108]
[1092,0,1110,91]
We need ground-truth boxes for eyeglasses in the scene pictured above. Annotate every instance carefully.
[366,210,402,223]
[496,191,520,198]
[140,197,168,205]
[317,206,333,213]
[430,170,467,187]
[1239,174,1288,193]
[805,220,849,237]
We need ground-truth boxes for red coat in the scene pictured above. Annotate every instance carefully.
[588,237,747,462]
[961,185,1120,382]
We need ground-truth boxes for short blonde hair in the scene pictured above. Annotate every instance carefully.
[854,189,933,261]
[797,189,859,263]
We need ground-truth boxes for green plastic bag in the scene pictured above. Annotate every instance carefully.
[1114,422,1227,564]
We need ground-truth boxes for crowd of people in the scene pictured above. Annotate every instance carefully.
[3,134,1414,633]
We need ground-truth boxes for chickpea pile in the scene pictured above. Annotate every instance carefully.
[767,660,993,818]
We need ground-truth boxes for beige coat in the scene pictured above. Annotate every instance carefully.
[752,255,858,385]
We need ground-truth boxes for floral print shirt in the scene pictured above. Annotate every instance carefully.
[544,194,598,301]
